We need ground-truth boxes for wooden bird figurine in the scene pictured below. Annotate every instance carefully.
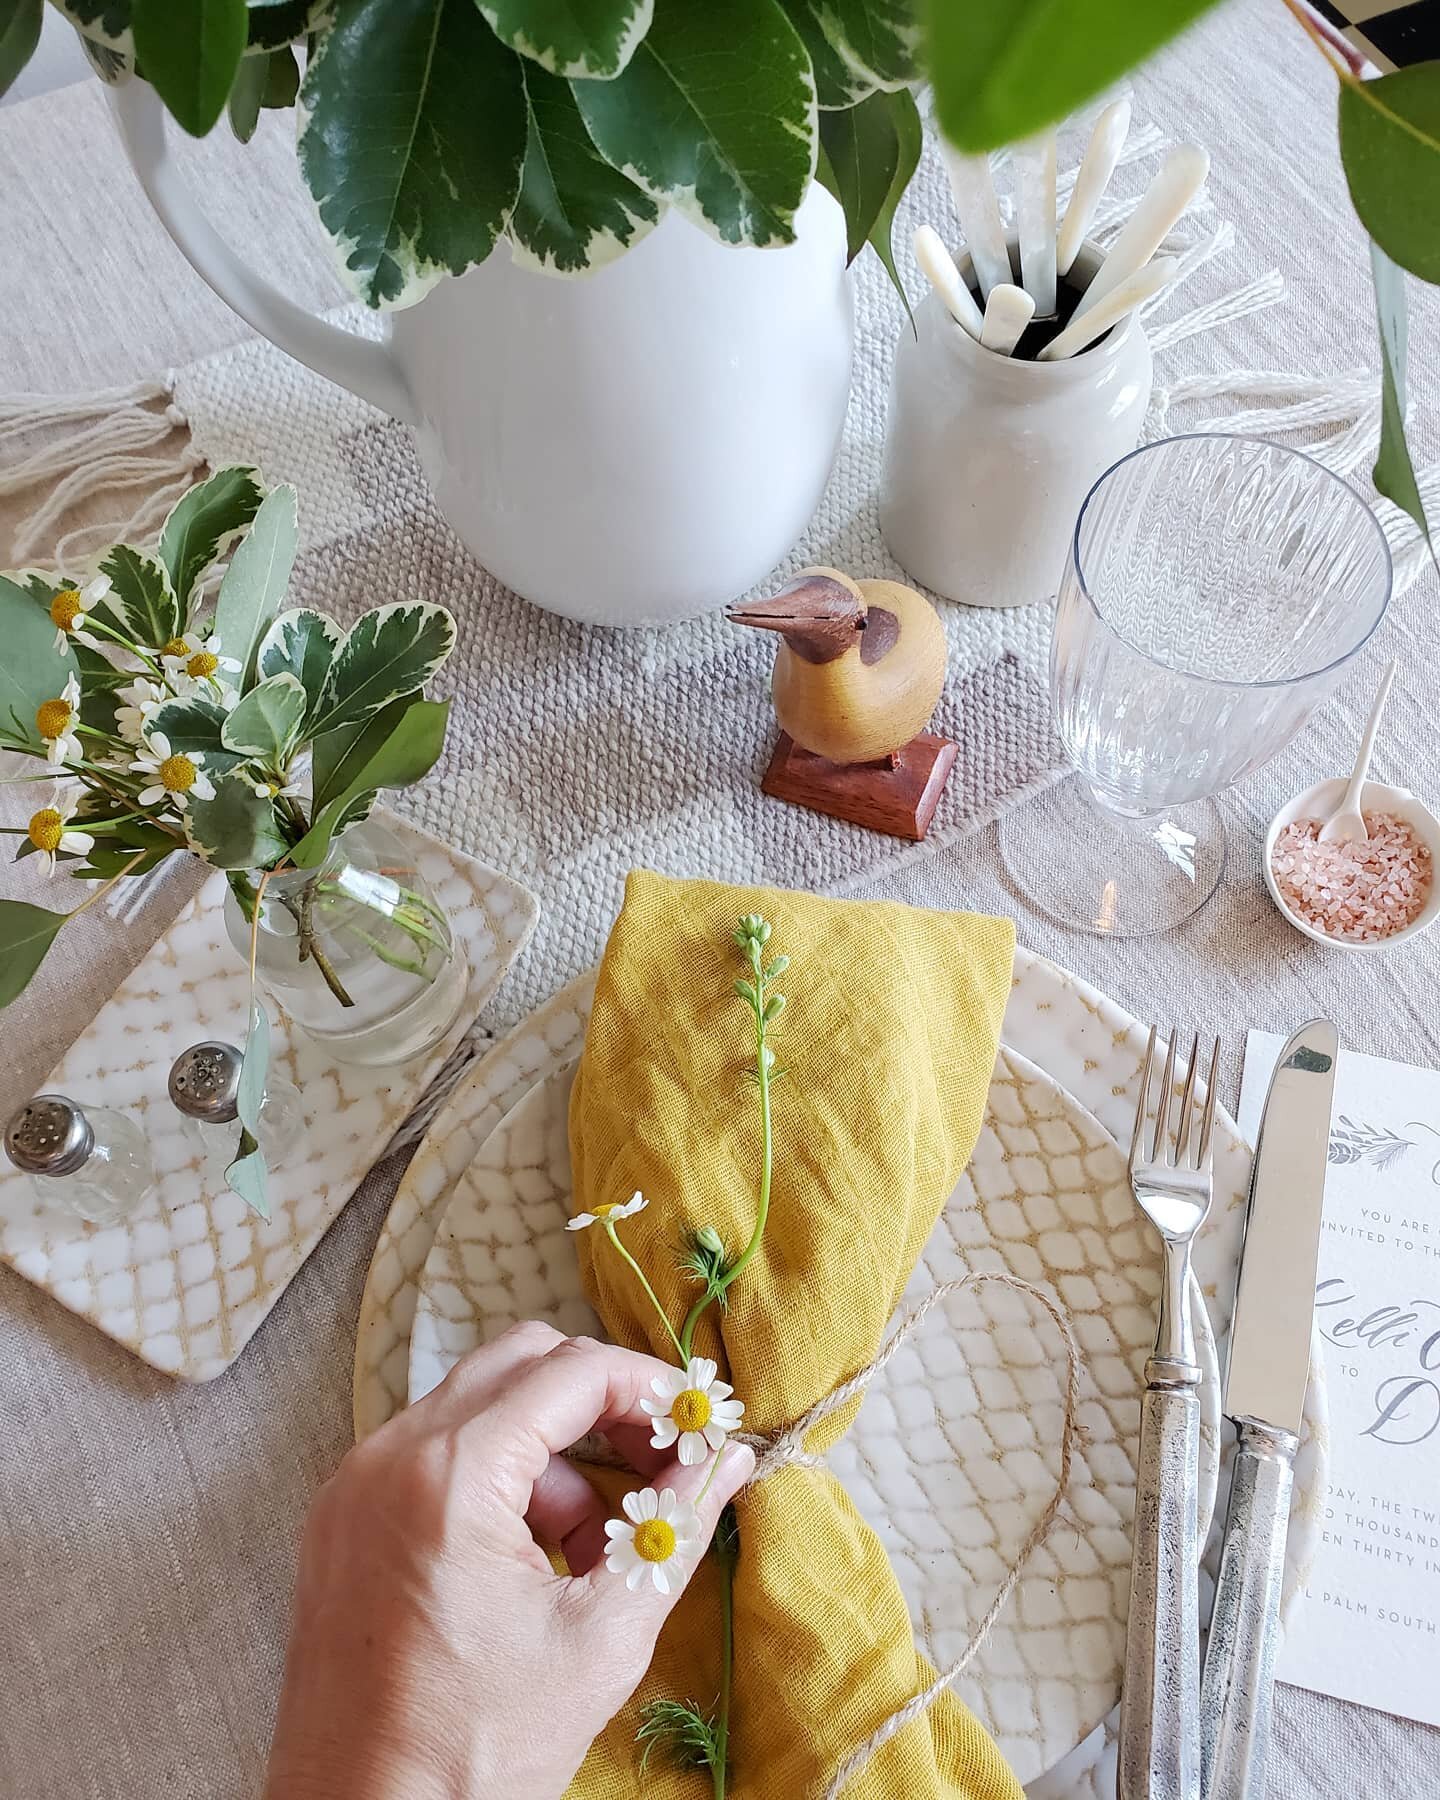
[728,567,956,840]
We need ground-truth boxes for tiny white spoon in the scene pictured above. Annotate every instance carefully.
[1070,143,1209,325]
[913,224,985,340]
[1319,660,1398,844]
[979,282,1035,356]
[1036,255,1178,360]
[1015,128,1057,316]
[939,144,1012,300]
[1057,97,1132,278]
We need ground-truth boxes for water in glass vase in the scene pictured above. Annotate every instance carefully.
[223,820,467,1067]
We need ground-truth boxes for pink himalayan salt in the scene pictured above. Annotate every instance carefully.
[1271,812,1433,944]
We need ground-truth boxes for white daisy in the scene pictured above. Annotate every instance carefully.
[130,730,215,809]
[49,575,111,651]
[115,677,165,745]
[565,1190,648,1233]
[25,787,94,876]
[160,631,241,687]
[35,673,83,766]
[603,1487,703,1595]
[641,1357,746,1466]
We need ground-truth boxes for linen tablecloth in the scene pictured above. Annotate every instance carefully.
[2,0,1438,1792]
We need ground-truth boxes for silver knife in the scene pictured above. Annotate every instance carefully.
[1199,1020,1338,1798]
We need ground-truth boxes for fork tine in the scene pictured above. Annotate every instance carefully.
[1153,1029,1178,1164]
[1196,1035,1221,1167]
[1176,1031,1200,1167]
[1130,1026,1157,1171]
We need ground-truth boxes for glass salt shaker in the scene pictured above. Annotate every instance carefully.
[167,1041,304,1168]
[4,1094,155,1226]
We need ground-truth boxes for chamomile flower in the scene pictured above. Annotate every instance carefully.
[35,674,83,766]
[49,575,111,651]
[25,787,94,876]
[160,632,240,686]
[114,677,165,745]
[131,731,215,809]
[603,1487,703,1595]
[565,1190,648,1233]
[642,1357,745,1466]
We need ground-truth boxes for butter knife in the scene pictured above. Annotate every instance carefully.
[1199,1020,1338,1798]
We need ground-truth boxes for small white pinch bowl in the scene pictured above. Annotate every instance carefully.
[1264,777,1440,952]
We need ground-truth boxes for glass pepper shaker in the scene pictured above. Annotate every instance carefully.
[167,1041,304,1169]
[4,1094,155,1226]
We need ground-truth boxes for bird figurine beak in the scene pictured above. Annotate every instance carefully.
[727,572,866,663]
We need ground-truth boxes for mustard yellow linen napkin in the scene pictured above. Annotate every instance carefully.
[568,871,1020,1799]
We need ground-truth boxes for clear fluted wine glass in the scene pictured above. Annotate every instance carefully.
[1000,434,1393,936]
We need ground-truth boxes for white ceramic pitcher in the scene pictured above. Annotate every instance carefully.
[109,82,855,629]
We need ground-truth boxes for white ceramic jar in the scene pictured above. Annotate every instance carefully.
[879,236,1152,609]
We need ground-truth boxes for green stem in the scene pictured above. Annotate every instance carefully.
[80,616,165,679]
[604,1220,686,1362]
[291,884,357,1009]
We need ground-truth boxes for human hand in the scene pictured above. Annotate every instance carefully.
[263,1322,754,1800]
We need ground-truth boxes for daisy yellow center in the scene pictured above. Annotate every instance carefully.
[50,589,83,632]
[35,697,74,738]
[593,1201,620,1219]
[186,650,220,679]
[27,808,64,853]
[671,1388,712,1433]
[161,637,189,660]
[631,1519,677,1563]
[158,753,198,794]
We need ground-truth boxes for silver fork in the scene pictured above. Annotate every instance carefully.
[1117,1027,1220,1800]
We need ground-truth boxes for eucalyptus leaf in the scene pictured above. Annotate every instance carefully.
[818,86,908,265]
[925,0,1222,152]
[226,1137,269,1218]
[93,544,181,649]
[510,63,661,273]
[0,897,67,1010]
[227,999,271,1218]
[159,464,265,615]
[131,0,249,137]
[213,483,298,687]
[309,602,456,738]
[257,608,342,723]
[227,45,268,140]
[309,692,410,814]
[149,693,249,770]
[478,0,651,79]
[782,0,878,109]
[572,0,816,248]
[0,0,42,99]
[299,0,527,309]
[1369,241,1433,551]
[817,0,916,88]
[184,771,290,869]
[291,697,449,868]
[0,575,81,751]
[221,672,307,762]
[1340,66,1440,286]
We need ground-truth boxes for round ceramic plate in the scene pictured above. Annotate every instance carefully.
[406,1047,1221,1787]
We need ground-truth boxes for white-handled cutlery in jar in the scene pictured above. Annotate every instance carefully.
[1071,142,1209,324]
[979,283,1035,356]
[913,224,984,341]
[1037,255,1179,361]
[939,145,1012,299]
[1015,128,1058,316]
[1056,97,1132,277]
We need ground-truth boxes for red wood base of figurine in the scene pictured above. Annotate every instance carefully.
[760,731,957,841]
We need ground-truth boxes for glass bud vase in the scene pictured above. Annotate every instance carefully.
[223,819,468,1067]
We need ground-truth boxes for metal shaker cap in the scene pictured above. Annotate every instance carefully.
[5,1094,95,1177]
[168,1041,243,1124]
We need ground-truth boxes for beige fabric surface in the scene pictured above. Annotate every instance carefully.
[2,1,1439,1795]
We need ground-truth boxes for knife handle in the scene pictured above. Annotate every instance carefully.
[1118,1355,1202,1800]
[1199,1418,1298,1800]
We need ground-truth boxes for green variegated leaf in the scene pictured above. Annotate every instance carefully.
[0,898,67,1009]
[510,63,661,273]
[245,0,325,50]
[819,0,916,88]
[256,608,342,723]
[226,1000,271,1218]
[227,45,268,139]
[185,770,290,869]
[479,0,651,79]
[50,0,131,51]
[94,544,181,649]
[291,697,449,868]
[221,672,306,762]
[572,0,816,249]
[309,692,408,813]
[132,0,248,137]
[0,0,42,99]
[159,464,265,613]
[0,575,81,750]
[1370,242,1433,551]
[299,0,527,309]
[782,0,878,109]
[149,693,250,771]
[78,33,130,79]
[213,483,298,687]
[309,602,456,738]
